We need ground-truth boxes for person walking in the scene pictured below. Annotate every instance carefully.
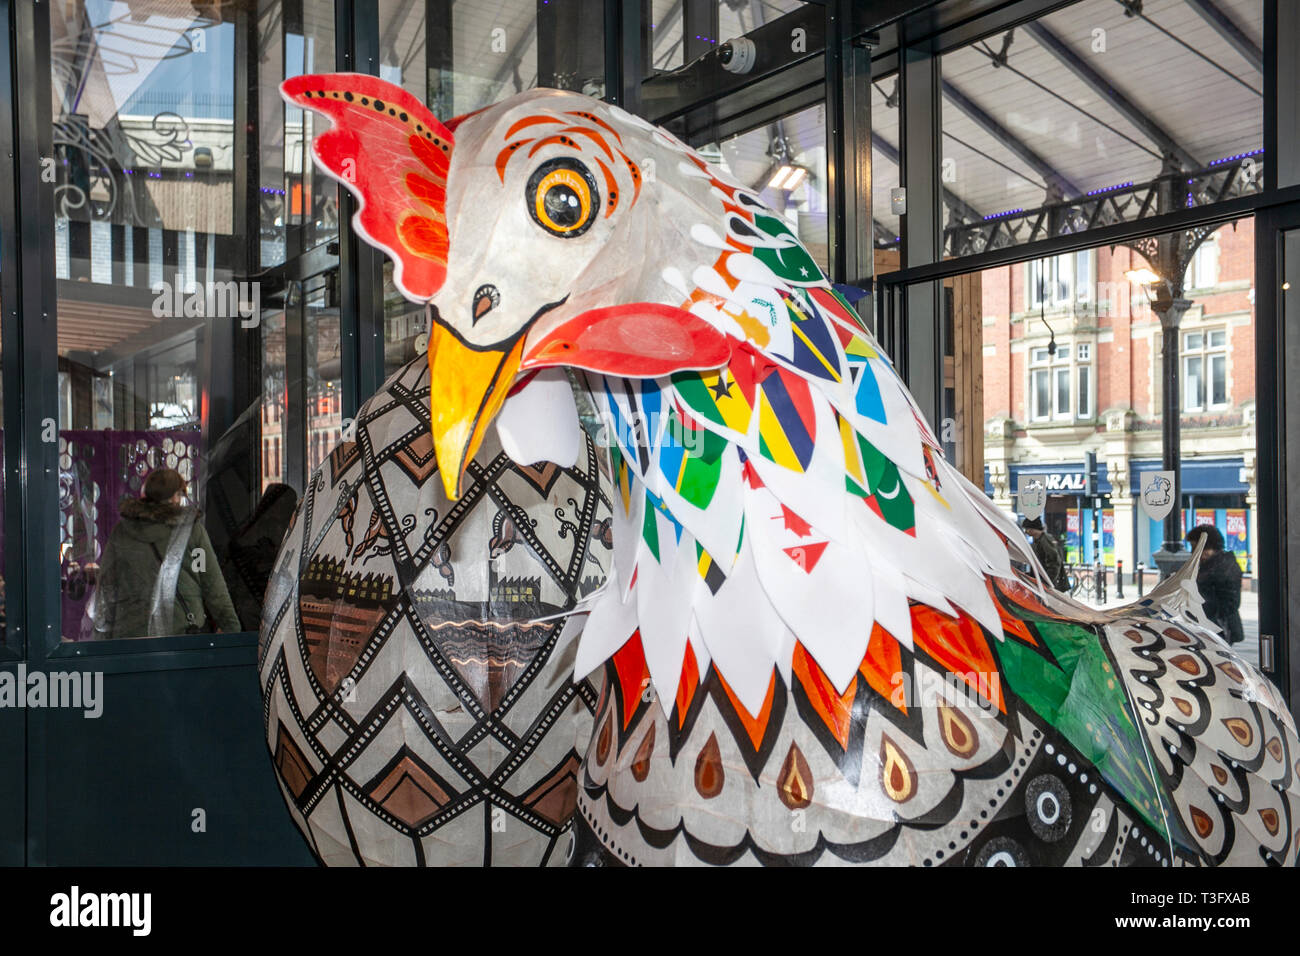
[88,468,241,640]
[1022,516,1069,592]
[1186,524,1244,645]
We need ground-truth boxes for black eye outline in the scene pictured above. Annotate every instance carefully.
[526,158,601,238]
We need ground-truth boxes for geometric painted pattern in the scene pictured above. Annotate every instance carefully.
[260,356,611,866]
[572,583,1300,867]
[277,76,1298,868]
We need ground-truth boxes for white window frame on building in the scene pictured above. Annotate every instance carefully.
[1076,342,1093,420]
[1182,328,1229,412]
[1185,238,1220,291]
[1029,341,1094,423]
[1026,250,1095,311]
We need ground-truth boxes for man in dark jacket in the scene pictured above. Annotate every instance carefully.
[90,469,241,640]
[1023,516,1069,592]
[1187,524,1244,644]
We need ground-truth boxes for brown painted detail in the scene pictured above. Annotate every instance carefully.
[595,713,612,766]
[273,724,315,800]
[1172,697,1194,717]
[694,732,724,799]
[514,461,562,497]
[1168,654,1201,675]
[778,742,813,811]
[1189,806,1215,839]
[1162,627,1191,644]
[1266,737,1284,762]
[1258,807,1281,837]
[631,722,655,782]
[1222,717,1255,748]
[1216,660,1245,683]
[329,440,361,483]
[880,734,917,804]
[521,753,582,827]
[430,620,554,712]
[1124,629,1145,643]
[394,430,438,483]
[938,701,977,758]
[1211,764,1229,786]
[368,754,453,827]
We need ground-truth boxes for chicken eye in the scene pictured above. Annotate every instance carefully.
[527,159,600,237]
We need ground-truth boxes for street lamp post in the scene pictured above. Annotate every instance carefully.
[1149,290,1193,571]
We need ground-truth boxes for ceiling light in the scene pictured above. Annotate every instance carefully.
[767,164,808,191]
[767,165,795,189]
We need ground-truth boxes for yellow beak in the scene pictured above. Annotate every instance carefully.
[427,322,525,500]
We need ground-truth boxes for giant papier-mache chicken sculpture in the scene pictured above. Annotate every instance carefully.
[261,72,1299,868]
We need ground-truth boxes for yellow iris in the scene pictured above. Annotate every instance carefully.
[533,167,592,234]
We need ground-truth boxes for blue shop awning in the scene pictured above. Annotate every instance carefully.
[1128,458,1247,496]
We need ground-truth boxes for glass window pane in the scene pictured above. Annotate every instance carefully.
[1055,367,1070,415]
[383,261,429,383]
[1034,369,1050,419]
[378,0,427,100]
[1184,355,1204,409]
[708,102,830,274]
[941,0,1263,258]
[1211,353,1227,405]
[304,276,340,477]
[284,4,337,257]
[50,0,288,642]
[940,220,1256,660]
[648,0,685,77]
[872,73,901,269]
[261,310,287,492]
[1184,331,1204,350]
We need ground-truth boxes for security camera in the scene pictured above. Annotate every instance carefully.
[718,37,756,74]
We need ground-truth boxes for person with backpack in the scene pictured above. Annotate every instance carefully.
[1022,516,1069,592]
[88,468,241,640]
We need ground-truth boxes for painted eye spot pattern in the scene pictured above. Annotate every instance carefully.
[526,158,600,237]
[472,284,500,323]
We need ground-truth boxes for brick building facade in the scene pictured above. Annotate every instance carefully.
[980,219,1256,580]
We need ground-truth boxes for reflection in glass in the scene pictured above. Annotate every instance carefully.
[700,103,829,272]
[939,0,1263,258]
[305,276,342,477]
[48,1,270,642]
[262,309,288,491]
[936,219,1259,663]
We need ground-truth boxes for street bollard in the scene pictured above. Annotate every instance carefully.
[1095,561,1104,603]
[1116,559,1124,599]
[1136,562,1145,597]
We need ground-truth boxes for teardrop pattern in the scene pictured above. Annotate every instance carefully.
[880,734,917,804]
[694,732,724,799]
[778,742,813,811]
[1222,717,1254,747]
[938,701,977,758]
[631,722,656,782]
[595,713,613,766]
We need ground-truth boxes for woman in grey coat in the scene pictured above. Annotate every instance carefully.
[91,468,241,640]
